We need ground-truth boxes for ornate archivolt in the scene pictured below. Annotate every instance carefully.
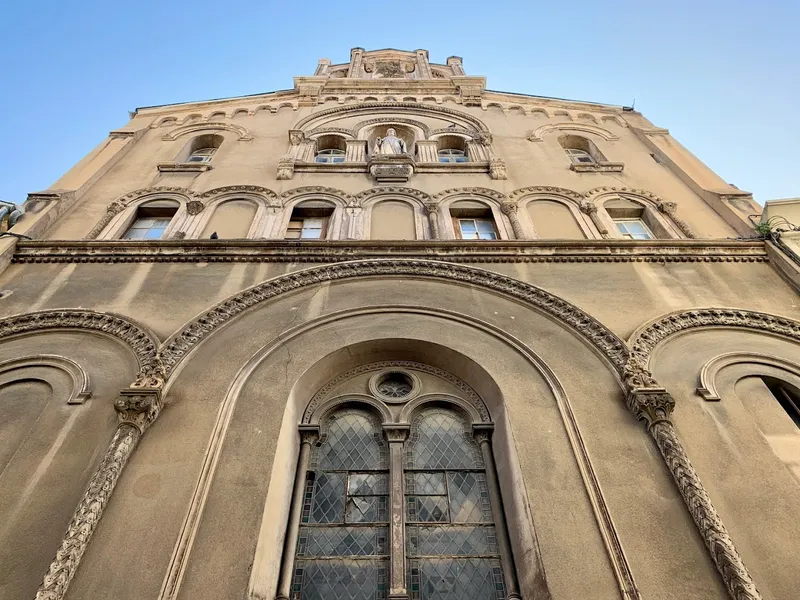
[527,122,619,142]
[160,122,253,142]
[585,186,696,239]
[697,352,800,402]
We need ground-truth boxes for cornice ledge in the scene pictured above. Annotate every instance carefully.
[12,240,768,265]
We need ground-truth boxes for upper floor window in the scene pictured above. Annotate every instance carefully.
[285,201,335,240]
[187,147,217,163]
[558,135,606,165]
[614,218,653,240]
[564,148,594,164]
[123,203,177,240]
[450,201,499,240]
[457,218,497,240]
[438,149,468,163]
[315,149,346,164]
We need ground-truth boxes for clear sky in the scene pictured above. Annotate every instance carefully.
[1,0,798,204]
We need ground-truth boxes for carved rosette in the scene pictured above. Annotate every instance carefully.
[185,200,205,216]
[658,201,697,239]
[84,201,125,240]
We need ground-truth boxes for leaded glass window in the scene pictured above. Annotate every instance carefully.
[292,408,389,600]
[406,408,506,600]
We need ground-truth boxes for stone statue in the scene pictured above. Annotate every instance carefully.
[0,200,23,230]
[375,128,407,156]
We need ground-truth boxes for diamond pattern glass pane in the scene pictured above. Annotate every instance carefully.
[407,409,482,469]
[310,472,345,523]
[407,526,498,557]
[447,472,491,523]
[297,526,388,557]
[406,472,446,495]
[346,496,387,523]
[349,473,388,495]
[292,559,388,600]
[407,496,449,522]
[408,558,505,600]
[316,410,387,471]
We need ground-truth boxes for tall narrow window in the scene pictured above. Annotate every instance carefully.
[763,377,800,428]
[405,407,506,600]
[291,408,389,600]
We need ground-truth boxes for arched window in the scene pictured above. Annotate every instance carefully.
[123,200,178,239]
[285,200,335,240]
[315,135,347,163]
[558,135,605,165]
[177,133,224,164]
[762,377,800,428]
[406,407,507,600]
[603,197,655,240]
[563,148,594,164]
[187,147,216,163]
[450,201,498,240]
[438,149,467,163]
[291,408,390,600]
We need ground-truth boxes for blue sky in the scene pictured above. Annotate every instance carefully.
[1,0,798,203]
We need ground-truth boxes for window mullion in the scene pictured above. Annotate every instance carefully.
[383,424,410,600]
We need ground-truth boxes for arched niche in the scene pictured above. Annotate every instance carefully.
[526,199,586,239]
[200,199,258,239]
[175,133,224,164]
[369,199,417,240]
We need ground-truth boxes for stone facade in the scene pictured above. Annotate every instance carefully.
[0,48,799,600]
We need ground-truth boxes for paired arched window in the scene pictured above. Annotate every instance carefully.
[288,404,509,600]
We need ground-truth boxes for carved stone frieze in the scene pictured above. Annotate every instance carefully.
[432,187,506,203]
[280,186,356,206]
[198,185,279,201]
[510,186,584,203]
[570,162,624,173]
[357,186,432,204]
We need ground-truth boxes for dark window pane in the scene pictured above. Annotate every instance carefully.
[297,526,388,557]
[407,409,482,469]
[310,472,345,523]
[407,496,449,522]
[315,410,388,471]
[447,472,492,523]
[292,559,388,600]
[346,496,388,523]
[408,558,505,600]
[407,526,498,556]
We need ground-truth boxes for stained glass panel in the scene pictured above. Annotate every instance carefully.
[315,410,388,471]
[346,496,388,523]
[297,526,388,557]
[348,473,389,495]
[407,496,449,523]
[292,559,388,600]
[309,472,345,524]
[408,558,505,600]
[407,409,483,469]
[405,472,446,495]
[447,472,492,523]
[407,526,498,557]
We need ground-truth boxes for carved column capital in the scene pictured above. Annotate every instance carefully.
[500,202,518,216]
[657,201,677,215]
[580,201,609,237]
[472,423,495,445]
[579,201,597,215]
[423,203,439,216]
[626,388,675,430]
[288,130,305,146]
[277,157,295,181]
[382,424,410,443]
[299,424,320,445]
[114,388,162,434]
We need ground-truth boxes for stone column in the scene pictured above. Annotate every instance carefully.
[415,140,439,164]
[447,56,466,76]
[473,424,522,600]
[348,48,365,78]
[276,425,320,600]
[84,201,125,240]
[345,139,367,163]
[623,359,763,600]
[35,386,163,600]
[383,424,410,600]
[501,203,525,239]
[658,201,697,239]
[424,204,440,239]
[580,202,609,238]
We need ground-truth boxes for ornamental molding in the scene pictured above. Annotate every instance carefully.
[584,186,665,206]
[357,186,432,204]
[432,187,507,203]
[306,127,356,140]
[114,186,198,207]
[160,122,253,141]
[159,259,630,377]
[12,240,769,265]
[527,122,619,142]
[293,102,490,134]
[352,117,431,137]
[628,308,800,365]
[0,309,163,387]
[303,360,490,423]
[0,354,91,405]
[509,186,584,203]
[697,352,800,401]
[198,185,278,201]
[279,186,355,206]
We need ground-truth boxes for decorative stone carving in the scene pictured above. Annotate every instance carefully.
[199,185,278,201]
[35,385,163,600]
[489,157,507,180]
[625,388,675,430]
[434,187,506,203]
[424,203,440,239]
[185,201,205,216]
[459,85,483,106]
[85,201,125,240]
[580,201,610,237]
[500,203,525,239]
[374,128,407,156]
[281,186,355,206]
[276,157,295,180]
[364,60,415,78]
[657,201,697,239]
[369,156,414,183]
[288,130,305,146]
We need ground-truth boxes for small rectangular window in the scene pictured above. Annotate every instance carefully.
[285,209,332,240]
[614,219,654,240]
[458,218,497,240]
[123,207,176,240]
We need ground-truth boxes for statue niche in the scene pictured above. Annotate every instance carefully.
[368,126,414,183]
[374,128,407,156]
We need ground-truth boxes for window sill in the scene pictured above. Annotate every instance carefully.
[570,162,624,173]
[157,162,213,173]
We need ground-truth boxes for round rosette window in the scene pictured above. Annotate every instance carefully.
[369,369,421,403]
